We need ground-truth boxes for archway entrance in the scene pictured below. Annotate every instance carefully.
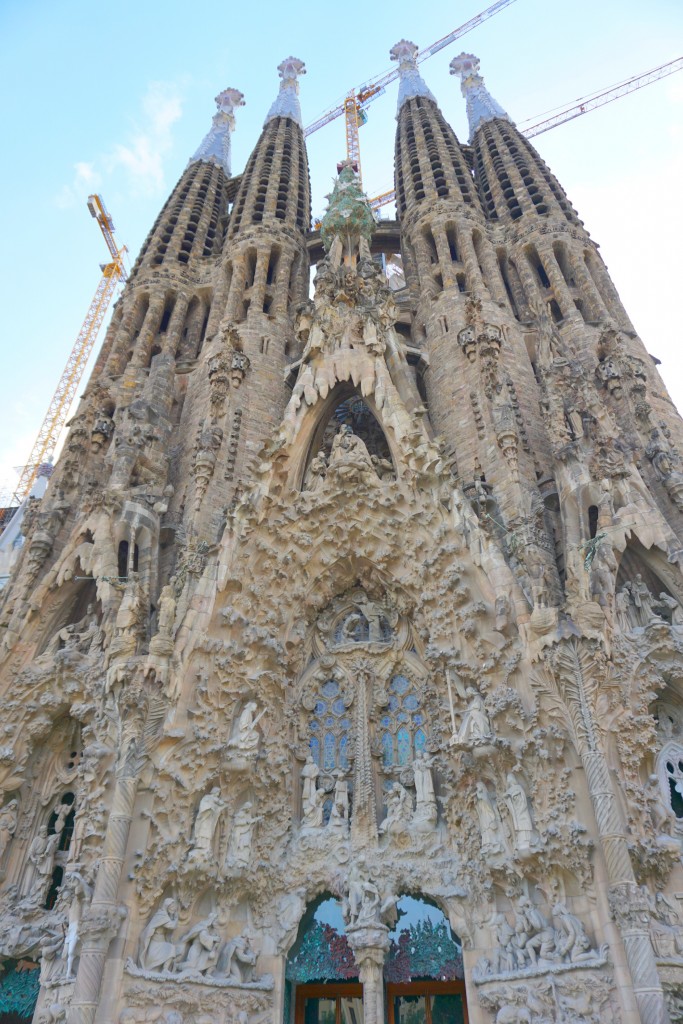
[287,896,467,1024]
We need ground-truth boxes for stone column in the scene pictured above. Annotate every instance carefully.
[346,925,389,1024]
[553,644,670,1024]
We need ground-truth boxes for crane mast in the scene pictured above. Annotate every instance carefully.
[8,195,127,508]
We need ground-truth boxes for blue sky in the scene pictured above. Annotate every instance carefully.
[1,0,682,497]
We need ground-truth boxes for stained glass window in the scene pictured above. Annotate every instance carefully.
[381,675,427,767]
[309,680,350,772]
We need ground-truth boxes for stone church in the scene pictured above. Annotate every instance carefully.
[1,37,683,1024]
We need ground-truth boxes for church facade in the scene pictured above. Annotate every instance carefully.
[1,39,683,1024]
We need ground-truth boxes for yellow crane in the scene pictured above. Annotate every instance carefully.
[9,195,127,508]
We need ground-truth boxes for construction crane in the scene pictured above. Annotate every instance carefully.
[304,0,519,184]
[8,195,127,508]
[367,55,683,211]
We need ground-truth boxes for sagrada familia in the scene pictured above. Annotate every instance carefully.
[1,37,683,1024]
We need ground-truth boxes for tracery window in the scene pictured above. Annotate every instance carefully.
[309,680,351,773]
[380,675,427,768]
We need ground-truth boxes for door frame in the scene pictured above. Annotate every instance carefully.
[294,982,364,1024]
[387,980,469,1024]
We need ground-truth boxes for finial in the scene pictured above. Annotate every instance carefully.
[320,160,375,256]
[191,87,245,176]
[264,57,306,128]
[390,39,436,114]
[450,52,511,141]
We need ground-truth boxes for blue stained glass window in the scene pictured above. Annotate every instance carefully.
[381,716,391,728]
[404,695,419,710]
[310,736,320,765]
[339,734,350,770]
[340,718,351,730]
[389,696,399,711]
[322,680,339,698]
[397,727,411,765]
[315,701,327,715]
[413,714,423,726]
[332,698,346,715]
[325,716,335,727]
[322,798,333,825]
[324,733,336,771]
[414,729,426,754]
[392,675,410,695]
[310,721,319,731]
[382,732,394,767]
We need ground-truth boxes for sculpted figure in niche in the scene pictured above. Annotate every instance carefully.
[301,781,325,830]
[138,898,179,972]
[552,903,594,963]
[631,574,660,627]
[223,935,257,983]
[27,825,60,904]
[61,870,92,979]
[412,753,437,829]
[114,573,145,639]
[379,782,413,835]
[229,702,263,754]
[176,912,221,975]
[328,424,378,486]
[475,782,505,855]
[656,593,683,628]
[329,777,350,830]
[227,803,257,866]
[304,452,328,493]
[301,755,319,808]
[0,799,18,861]
[156,583,177,638]
[616,582,638,631]
[645,774,676,837]
[646,889,683,959]
[454,688,493,747]
[514,897,557,965]
[504,773,536,851]
[189,788,227,863]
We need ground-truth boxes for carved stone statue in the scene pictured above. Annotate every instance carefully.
[631,574,660,627]
[27,825,60,904]
[229,702,263,754]
[455,689,493,747]
[224,934,257,983]
[504,773,536,851]
[475,782,505,855]
[645,774,676,837]
[304,452,328,493]
[61,870,92,979]
[329,777,350,830]
[227,803,257,866]
[616,583,637,631]
[189,788,227,863]
[301,755,319,808]
[0,799,18,861]
[412,753,437,830]
[301,779,325,830]
[552,903,594,963]
[656,592,683,628]
[176,912,221,975]
[328,425,378,486]
[379,782,413,835]
[513,897,557,965]
[156,583,177,638]
[138,898,180,972]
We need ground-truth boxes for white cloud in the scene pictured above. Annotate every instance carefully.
[54,81,184,207]
[105,82,183,195]
[55,160,102,209]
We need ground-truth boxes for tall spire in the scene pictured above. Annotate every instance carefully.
[191,87,245,176]
[390,40,436,113]
[264,57,306,128]
[450,52,511,141]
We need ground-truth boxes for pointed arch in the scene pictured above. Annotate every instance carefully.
[295,385,397,491]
